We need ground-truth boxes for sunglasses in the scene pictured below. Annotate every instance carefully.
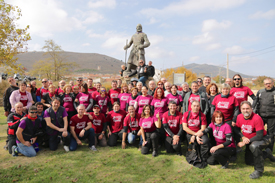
[158,84,163,85]
[29,111,37,114]
[197,80,202,83]
[94,107,100,109]
[42,81,47,83]
[77,80,82,81]
[101,90,106,92]
[234,78,241,81]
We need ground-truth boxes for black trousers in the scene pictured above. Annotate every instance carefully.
[107,130,123,147]
[244,135,271,173]
[262,117,275,151]
[8,135,16,154]
[141,131,158,154]
[186,133,210,161]
[207,147,236,166]
[165,136,182,154]
[49,132,71,151]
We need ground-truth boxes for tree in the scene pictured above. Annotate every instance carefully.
[253,76,269,87]
[213,75,225,84]
[30,39,78,81]
[162,66,197,85]
[0,0,31,73]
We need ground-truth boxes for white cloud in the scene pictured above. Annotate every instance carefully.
[82,43,90,47]
[223,45,246,54]
[189,56,200,62]
[140,0,246,18]
[149,35,164,45]
[249,9,275,19]
[82,11,104,24]
[202,19,232,32]
[192,33,213,45]
[149,17,158,24]
[146,47,175,59]
[205,43,221,50]
[230,55,258,65]
[88,0,116,9]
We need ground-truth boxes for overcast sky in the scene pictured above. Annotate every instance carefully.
[7,0,275,77]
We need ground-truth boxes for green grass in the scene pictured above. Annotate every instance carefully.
[0,107,274,183]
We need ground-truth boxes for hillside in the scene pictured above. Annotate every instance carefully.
[15,51,124,74]
[182,63,255,78]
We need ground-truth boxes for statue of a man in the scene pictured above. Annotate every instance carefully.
[124,24,150,72]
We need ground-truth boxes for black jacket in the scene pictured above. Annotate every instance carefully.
[147,65,155,77]
[3,85,19,112]
[128,65,148,78]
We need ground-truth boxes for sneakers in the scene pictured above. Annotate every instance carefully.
[63,145,69,152]
[221,161,229,169]
[152,150,158,157]
[265,148,275,162]
[249,170,263,179]
[89,145,97,151]
[12,145,18,157]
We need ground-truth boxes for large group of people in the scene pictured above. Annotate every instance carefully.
[2,61,275,179]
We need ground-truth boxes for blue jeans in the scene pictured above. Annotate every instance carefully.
[139,76,148,86]
[16,142,36,157]
[70,128,95,151]
[127,133,143,146]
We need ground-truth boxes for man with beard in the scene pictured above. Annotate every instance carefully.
[236,101,275,179]
[148,80,156,96]
[36,78,49,102]
[198,76,211,93]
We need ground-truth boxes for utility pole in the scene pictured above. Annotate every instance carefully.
[219,67,221,85]
[227,53,229,79]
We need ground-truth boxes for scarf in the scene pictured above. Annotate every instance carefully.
[221,93,229,98]
[214,122,223,127]
[27,114,37,121]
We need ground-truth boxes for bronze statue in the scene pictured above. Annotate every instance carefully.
[124,24,150,72]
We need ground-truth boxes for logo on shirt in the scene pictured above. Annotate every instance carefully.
[188,119,200,127]
[80,96,88,102]
[63,97,72,102]
[93,119,102,126]
[110,93,118,98]
[113,116,122,122]
[76,122,86,129]
[130,120,139,128]
[217,101,229,109]
[20,95,28,101]
[142,121,152,129]
[155,101,164,107]
[129,100,136,106]
[169,98,178,103]
[98,100,107,105]
[139,99,149,105]
[189,96,200,103]
[213,130,224,139]
[121,96,129,101]
[241,124,252,134]
[234,91,245,99]
[168,120,178,127]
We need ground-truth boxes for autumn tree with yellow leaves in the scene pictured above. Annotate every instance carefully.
[162,66,197,85]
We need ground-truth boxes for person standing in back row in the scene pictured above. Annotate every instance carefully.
[198,76,211,93]
[147,61,155,77]
[3,77,19,117]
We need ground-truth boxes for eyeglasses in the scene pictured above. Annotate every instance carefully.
[158,84,163,85]
[42,81,47,83]
[101,90,106,92]
[77,80,82,82]
[234,78,241,81]
[197,80,202,83]
[29,111,37,114]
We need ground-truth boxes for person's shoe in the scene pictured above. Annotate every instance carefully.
[12,145,18,157]
[138,146,142,151]
[89,145,97,151]
[63,145,69,152]
[152,150,158,157]
[221,161,229,169]
[236,146,243,154]
[249,170,263,179]
[265,148,275,162]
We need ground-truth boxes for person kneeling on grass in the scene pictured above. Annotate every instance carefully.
[12,106,41,157]
[87,105,107,147]
[162,101,183,155]
[197,111,236,169]
[235,101,275,179]
[107,102,127,146]
[69,104,96,151]
[139,105,162,157]
[122,105,142,149]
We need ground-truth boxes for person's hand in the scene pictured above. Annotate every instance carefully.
[79,129,85,137]
[238,141,245,148]
[4,111,9,117]
[87,113,93,120]
[75,99,79,103]
[46,104,51,108]
[144,67,147,73]
[108,131,112,137]
[76,139,82,145]
[122,141,126,149]
[119,71,122,75]
[196,131,204,138]
[24,141,32,147]
[142,141,147,146]
[173,135,180,145]
[190,135,195,143]
[21,117,27,121]
[30,137,37,144]
[232,122,236,127]
[196,136,203,144]
[210,146,219,153]
[242,136,250,144]
[59,92,64,96]
[125,76,129,78]
[62,131,68,137]
[156,112,160,119]
[98,133,103,140]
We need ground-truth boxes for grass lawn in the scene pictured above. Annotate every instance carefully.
[0,107,274,183]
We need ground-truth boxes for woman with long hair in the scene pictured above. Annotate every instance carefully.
[136,86,153,114]
[75,83,93,112]
[166,84,183,112]
[118,83,131,111]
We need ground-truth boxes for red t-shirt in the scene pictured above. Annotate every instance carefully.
[106,110,126,133]
[123,114,141,133]
[162,111,183,137]
[139,116,157,133]
[230,86,254,106]
[92,91,100,99]
[69,115,91,135]
[182,111,207,134]
[212,94,239,121]
[36,88,49,98]
[19,91,28,107]
[236,113,267,139]
[76,92,91,108]
[187,94,200,111]
[88,87,97,95]
[89,112,106,134]
[55,88,64,95]
[108,88,121,104]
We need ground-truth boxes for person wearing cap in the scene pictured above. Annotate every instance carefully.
[131,78,138,87]
[87,104,107,147]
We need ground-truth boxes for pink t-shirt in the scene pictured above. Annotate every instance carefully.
[136,95,153,114]
[230,86,253,106]
[209,123,236,148]
[139,116,157,133]
[96,95,110,114]
[166,93,183,106]
[118,93,131,111]
[76,92,91,108]
[62,94,75,112]
[188,93,200,111]
[151,98,168,118]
